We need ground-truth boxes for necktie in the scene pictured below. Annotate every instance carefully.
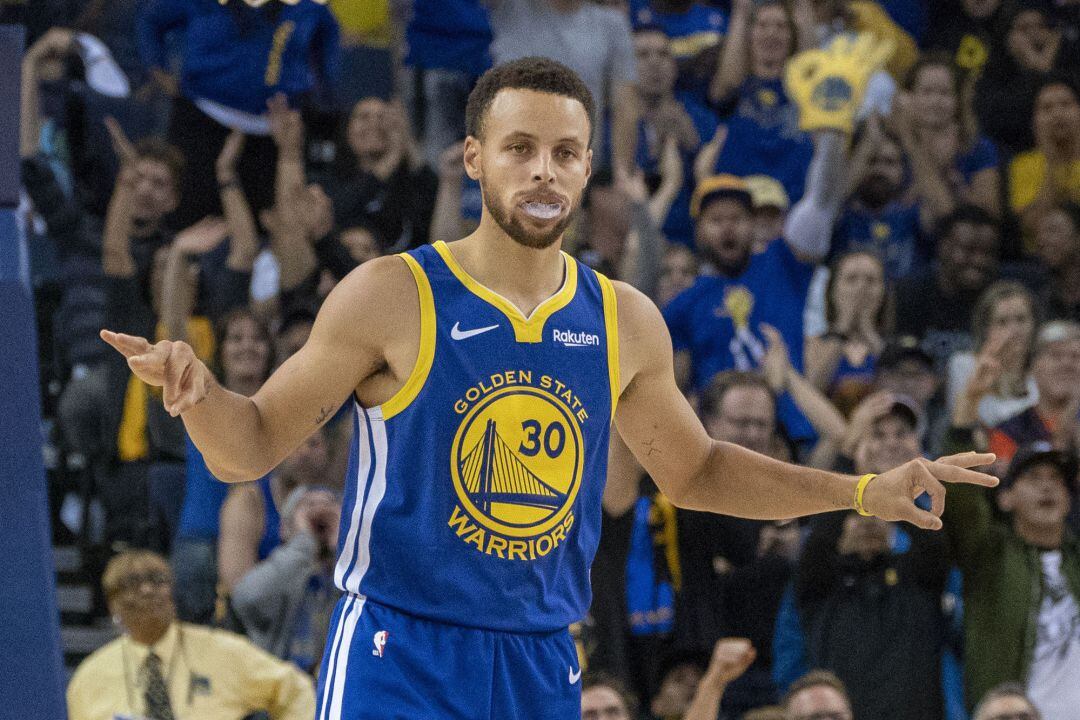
[142,651,176,720]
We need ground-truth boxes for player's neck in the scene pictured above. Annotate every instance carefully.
[451,222,568,317]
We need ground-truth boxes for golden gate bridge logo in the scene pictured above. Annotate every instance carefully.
[449,385,583,544]
[459,419,568,518]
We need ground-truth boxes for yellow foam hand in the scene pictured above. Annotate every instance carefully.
[783,33,895,134]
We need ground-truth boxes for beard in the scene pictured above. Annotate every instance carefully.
[482,182,577,250]
[700,237,750,276]
[858,175,898,209]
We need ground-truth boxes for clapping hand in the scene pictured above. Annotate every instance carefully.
[299,184,334,241]
[842,391,897,456]
[965,330,1011,402]
[104,115,137,167]
[216,131,246,182]
[760,324,792,393]
[173,217,230,256]
[26,27,75,65]
[268,93,304,159]
[614,163,649,206]
[437,141,466,183]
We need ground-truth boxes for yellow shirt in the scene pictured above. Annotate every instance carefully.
[66,623,315,720]
[330,0,390,45]
[117,317,215,462]
[1009,150,1080,212]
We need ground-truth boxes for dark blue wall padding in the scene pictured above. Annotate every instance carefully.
[0,24,69,720]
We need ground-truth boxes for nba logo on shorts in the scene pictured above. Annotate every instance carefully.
[372,630,389,657]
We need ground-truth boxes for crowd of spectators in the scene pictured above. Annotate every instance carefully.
[7,0,1080,718]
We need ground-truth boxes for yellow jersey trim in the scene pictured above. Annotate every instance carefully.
[597,273,620,421]
[381,253,437,420]
[432,240,578,343]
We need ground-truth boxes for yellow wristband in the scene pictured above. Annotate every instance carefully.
[854,473,877,517]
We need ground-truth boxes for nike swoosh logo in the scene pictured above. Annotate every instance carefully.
[569,667,582,684]
[451,322,499,340]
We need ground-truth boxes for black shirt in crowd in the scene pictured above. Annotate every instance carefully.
[796,512,951,720]
[894,269,982,369]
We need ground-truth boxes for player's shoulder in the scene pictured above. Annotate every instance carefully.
[608,280,677,383]
[334,253,416,297]
[316,255,419,323]
[609,278,654,312]
[609,279,668,339]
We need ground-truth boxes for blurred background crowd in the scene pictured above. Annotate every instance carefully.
[6,0,1080,718]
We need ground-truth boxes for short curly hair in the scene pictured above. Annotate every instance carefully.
[465,56,596,141]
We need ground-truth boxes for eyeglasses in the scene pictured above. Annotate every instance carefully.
[112,571,171,594]
[719,414,773,432]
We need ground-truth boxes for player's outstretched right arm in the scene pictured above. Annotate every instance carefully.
[101,255,415,482]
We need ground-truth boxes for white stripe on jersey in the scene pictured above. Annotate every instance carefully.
[326,596,365,720]
[318,595,352,720]
[344,406,389,594]
[334,403,372,590]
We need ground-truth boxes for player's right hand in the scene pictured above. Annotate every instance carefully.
[100,330,213,417]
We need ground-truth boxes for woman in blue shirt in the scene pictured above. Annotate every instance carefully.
[697,0,814,203]
[172,308,274,623]
[890,54,1001,225]
[805,252,889,417]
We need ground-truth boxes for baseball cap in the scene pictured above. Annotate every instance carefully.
[691,174,753,217]
[1003,441,1078,492]
[1035,320,1080,355]
[877,336,933,372]
[743,175,790,212]
[873,393,926,440]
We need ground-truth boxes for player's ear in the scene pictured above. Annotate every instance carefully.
[463,136,482,181]
[584,148,593,184]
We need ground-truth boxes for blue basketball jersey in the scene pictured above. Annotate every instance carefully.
[332,241,620,633]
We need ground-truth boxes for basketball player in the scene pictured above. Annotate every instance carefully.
[103,51,996,719]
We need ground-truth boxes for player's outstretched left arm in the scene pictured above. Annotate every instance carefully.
[610,282,998,530]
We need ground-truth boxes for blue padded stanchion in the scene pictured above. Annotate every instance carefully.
[0,24,68,719]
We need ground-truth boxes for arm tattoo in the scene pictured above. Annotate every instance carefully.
[642,437,662,457]
[314,406,334,426]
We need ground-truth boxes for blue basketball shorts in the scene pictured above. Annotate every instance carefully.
[315,594,583,719]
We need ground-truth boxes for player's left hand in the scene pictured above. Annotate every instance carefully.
[861,451,998,530]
